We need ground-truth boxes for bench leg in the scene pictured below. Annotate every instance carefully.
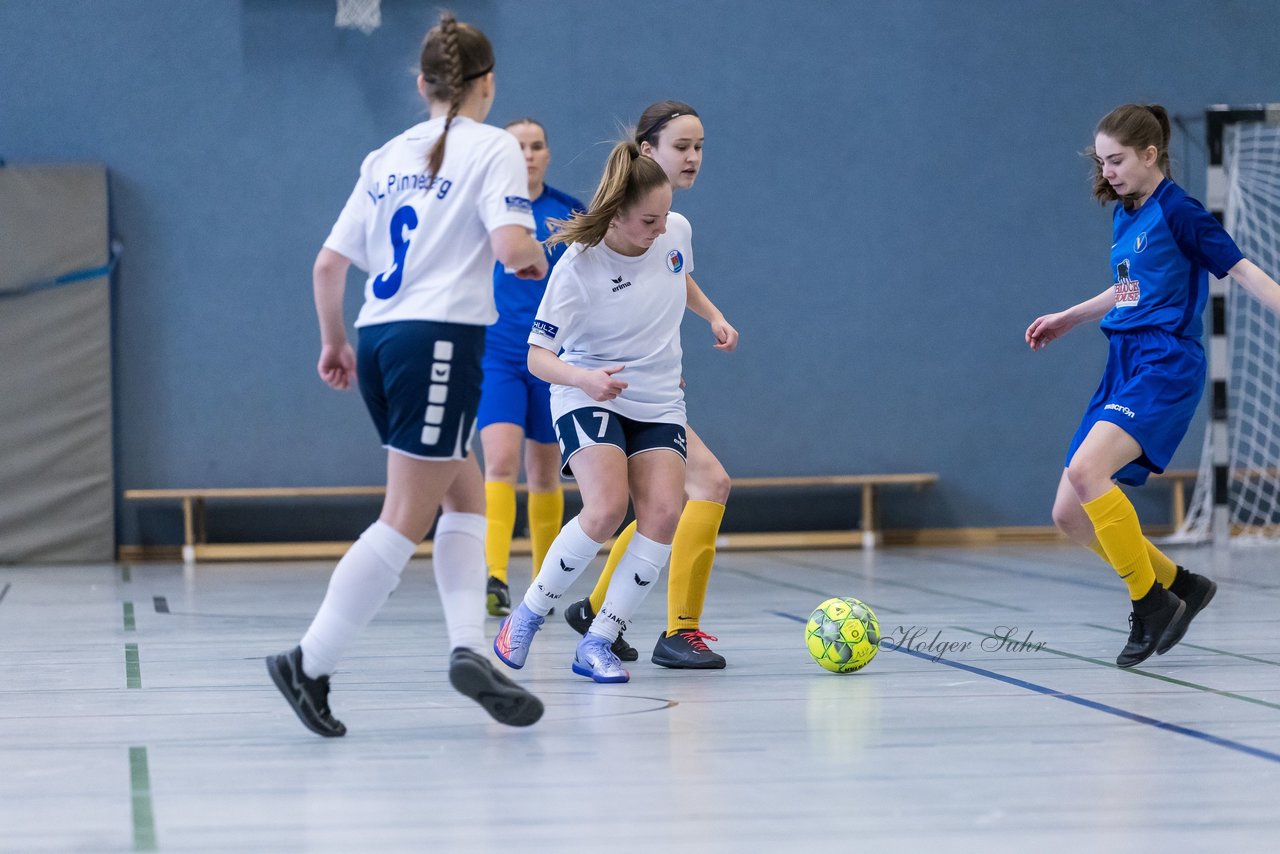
[860,486,881,549]
[1172,480,1186,530]
[181,497,196,566]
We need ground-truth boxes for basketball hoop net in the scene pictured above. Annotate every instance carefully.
[336,0,381,34]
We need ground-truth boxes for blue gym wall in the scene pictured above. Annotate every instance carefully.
[3,0,1279,545]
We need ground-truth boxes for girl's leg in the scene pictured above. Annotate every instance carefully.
[575,450,685,683]
[479,423,523,614]
[1067,422,1190,665]
[523,438,565,586]
[494,445,628,669]
[299,451,460,679]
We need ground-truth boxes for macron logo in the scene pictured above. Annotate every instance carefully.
[1104,403,1136,418]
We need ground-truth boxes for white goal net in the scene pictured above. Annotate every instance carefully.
[1177,121,1280,543]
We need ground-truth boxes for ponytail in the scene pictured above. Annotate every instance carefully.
[547,140,669,249]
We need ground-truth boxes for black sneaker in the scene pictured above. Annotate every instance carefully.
[563,596,638,662]
[1116,586,1188,668]
[266,646,347,737]
[486,575,512,617]
[652,629,727,670]
[1158,566,1218,654]
[447,647,544,727]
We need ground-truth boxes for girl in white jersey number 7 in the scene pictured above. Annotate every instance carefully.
[266,12,548,736]
[494,140,690,683]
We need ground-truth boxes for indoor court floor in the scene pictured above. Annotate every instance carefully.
[3,543,1279,852]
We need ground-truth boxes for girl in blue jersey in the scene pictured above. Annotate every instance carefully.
[478,118,584,618]
[1027,103,1280,668]
[266,12,548,736]
[564,101,741,670]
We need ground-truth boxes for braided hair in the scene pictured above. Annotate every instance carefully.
[420,12,494,182]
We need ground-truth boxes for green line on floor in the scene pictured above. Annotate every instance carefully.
[129,746,157,851]
[121,565,132,583]
[125,644,141,689]
[123,602,135,632]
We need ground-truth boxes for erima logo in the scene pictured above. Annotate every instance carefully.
[532,319,559,339]
[610,274,632,293]
[674,433,687,451]
[560,559,575,572]
[634,573,651,586]
[1104,403,1136,418]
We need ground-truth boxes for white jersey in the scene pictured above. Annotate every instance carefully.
[528,212,693,425]
[324,116,536,328]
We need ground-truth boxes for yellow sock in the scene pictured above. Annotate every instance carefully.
[667,500,726,634]
[589,520,636,613]
[484,481,516,584]
[1086,537,1177,588]
[527,488,564,580]
[1081,486,1156,600]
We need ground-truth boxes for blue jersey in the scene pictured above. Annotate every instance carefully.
[1101,179,1243,339]
[486,184,584,362]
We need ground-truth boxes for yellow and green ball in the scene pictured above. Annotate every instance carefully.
[805,597,880,673]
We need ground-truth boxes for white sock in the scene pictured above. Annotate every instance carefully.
[299,520,416,678]
[521,515,605,616]
[432,512,487,653]
[590,533,670,643]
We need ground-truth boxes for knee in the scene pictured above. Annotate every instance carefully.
[1065,458,1104,500]
[484,452,520,482]
[634,502,683,543]
[687,459,731,503]
[577,501,628,543]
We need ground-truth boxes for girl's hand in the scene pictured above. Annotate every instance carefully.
[318,343,356,390]
[1025,312,1075,351]
[579,365,628,401]
[711,316,739,352]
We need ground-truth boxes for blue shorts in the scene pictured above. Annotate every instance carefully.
[1065,329,1205,486]
[554,407,687,478]
[356,320,485,460]
[476,355,557,444]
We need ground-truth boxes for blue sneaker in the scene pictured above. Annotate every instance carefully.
[494,602,544,669]
[571,634,630,683]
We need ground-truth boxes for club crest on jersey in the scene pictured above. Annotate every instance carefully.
[505,195,533,213]
[531,319,559,339]
[1115,259,1140,307]
[666,249,684,273]
[1134,231,1148,253]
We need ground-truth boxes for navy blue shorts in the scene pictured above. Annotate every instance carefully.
[356,320,485,460]
[475,355,557,444]
[554,407,687,478]
[1065,329,1205,486]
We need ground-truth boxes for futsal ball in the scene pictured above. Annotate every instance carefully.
[805,597,880,673]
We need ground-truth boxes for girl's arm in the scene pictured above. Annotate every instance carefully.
[1229,259,1280,316]
[313,247,357,389]
[684,274,738,352]
[491,224,549,279]
[528,345,628,402]
[1025,286,1117,351]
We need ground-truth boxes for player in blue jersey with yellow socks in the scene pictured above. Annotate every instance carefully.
[478,118,584,617]
[1027,103,1280,667]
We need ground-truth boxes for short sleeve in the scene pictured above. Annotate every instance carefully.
[1164,195,1245,279]
[323,172,371,272]
[528,254,587,351]
[477,133,538,235]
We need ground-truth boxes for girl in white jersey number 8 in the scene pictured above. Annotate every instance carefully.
[494,140,690,683]
[266,12,548,736]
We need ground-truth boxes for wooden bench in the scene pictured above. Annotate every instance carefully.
[1152,468,1197,530]
[122,473,939,563]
